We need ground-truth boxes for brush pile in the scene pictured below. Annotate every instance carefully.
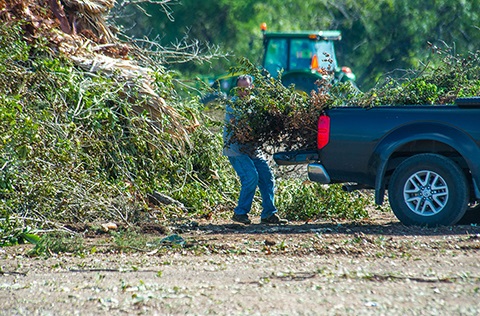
[0,1,213,236]
[0,0,192,145]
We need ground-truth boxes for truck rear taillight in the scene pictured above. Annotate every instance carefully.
[317,114,330,149]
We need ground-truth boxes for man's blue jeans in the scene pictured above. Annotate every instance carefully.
[228,155,278,219]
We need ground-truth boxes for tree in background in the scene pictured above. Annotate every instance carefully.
[114,0,480,90]
[331,0,480,88]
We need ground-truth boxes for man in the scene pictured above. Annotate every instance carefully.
[223,75,288,225]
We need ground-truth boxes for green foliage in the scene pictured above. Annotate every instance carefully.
[0,216,40,247]
[27,232,85,257]
[276,180,370,221]
[110,229,149,253]
[164,126,234,212]
[0,22,239,237]
[349,48,480,107]
[115,0,480,90]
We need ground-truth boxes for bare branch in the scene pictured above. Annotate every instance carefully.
[113,0,178,21]
[127,34,230,66]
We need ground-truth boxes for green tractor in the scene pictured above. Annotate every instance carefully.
[201,23,356,103]
[260,23,356,93]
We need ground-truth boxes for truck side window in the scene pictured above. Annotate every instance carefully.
[264,38,287,77]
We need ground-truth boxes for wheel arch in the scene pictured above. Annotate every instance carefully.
[388,153,469,226]
[370,122,480,205]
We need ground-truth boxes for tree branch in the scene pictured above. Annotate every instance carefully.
[48,0,72,34]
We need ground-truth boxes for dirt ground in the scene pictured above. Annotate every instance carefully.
[2,209,480,315]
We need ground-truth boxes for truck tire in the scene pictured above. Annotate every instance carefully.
[388,154,468,227]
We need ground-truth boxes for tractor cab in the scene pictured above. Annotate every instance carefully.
[200,23,356,104]
[261,23,355,92]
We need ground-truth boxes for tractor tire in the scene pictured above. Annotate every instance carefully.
[281,73,323,94]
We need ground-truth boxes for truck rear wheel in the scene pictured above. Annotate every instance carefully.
[388,154,468,227]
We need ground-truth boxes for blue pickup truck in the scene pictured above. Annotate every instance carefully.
[274,97,480,226]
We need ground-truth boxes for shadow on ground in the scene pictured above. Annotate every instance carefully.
[168,216,480,238]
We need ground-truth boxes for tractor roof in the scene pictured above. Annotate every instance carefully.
[263,30,342,41]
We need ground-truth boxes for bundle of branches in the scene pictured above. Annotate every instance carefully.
[228,48,480,151]
[226,58,354,151]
